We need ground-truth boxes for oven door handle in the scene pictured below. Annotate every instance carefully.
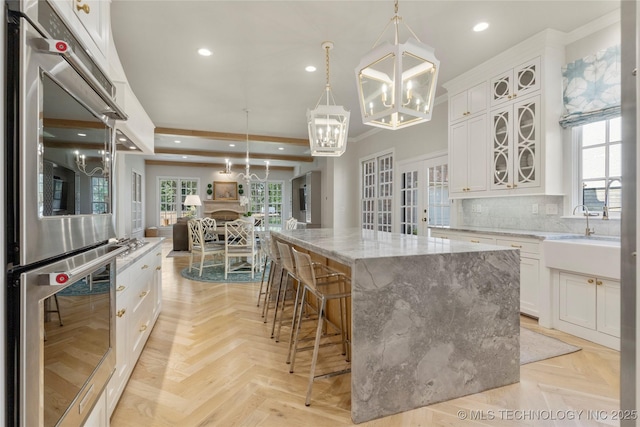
[31,38,128,121]
[38,245,129,286]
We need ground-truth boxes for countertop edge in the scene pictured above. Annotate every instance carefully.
[115,237,165,272]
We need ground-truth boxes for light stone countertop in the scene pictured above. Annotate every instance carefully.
[428,225,588,240]
[272,227,516,266]
[115,237,164,272]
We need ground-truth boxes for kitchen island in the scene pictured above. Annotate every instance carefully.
[272,228,520,423]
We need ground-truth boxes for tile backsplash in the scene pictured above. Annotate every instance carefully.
[457,195,620,236]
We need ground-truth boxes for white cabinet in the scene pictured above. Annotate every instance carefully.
[557,271,620,349]
[450,115,488,195]
[490,95,541,191]
[107,241,163,417]
[449,82,487,123]
[85,389,109,427]
[49,0,110,69]
[490,57,541,107]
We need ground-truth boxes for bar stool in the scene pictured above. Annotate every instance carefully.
[272,240,300,340]
[289,247,351,406]
[260,237,282,323]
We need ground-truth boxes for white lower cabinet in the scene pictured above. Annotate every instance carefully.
[557,271,620,350]
[106,241,163,417]
[85,389,108,427]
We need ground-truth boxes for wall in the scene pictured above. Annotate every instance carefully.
[144,164,294,229]
[334,100,449,228]
[115,152,146,239]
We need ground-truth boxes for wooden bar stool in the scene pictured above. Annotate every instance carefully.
[289,247,351,406]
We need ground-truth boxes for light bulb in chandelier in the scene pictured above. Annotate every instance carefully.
[307,41,350,157]
[74,149,109,177]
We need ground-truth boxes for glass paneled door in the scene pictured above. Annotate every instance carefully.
[398,156,449,236]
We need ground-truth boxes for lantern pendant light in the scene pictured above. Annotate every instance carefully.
[307,41,350,157]
[355,0,440,130]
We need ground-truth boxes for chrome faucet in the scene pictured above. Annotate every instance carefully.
[602,178,622,220]
[573,204,595,236]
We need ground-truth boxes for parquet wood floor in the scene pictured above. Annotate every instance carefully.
[110,240,620,427]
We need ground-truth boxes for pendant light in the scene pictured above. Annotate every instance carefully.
[307,41,350,156]
[355,0,440,130]
[236,109,269,185]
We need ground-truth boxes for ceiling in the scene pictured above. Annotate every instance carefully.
[110,0,620,169]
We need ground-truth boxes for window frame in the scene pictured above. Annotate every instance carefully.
[132,169,143,233]
[157,176,200,226]
[360,150,394,232]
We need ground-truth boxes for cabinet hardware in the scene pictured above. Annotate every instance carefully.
[140,291,148,298]
[633,252,637,257]
[156,252,161,256]
[116,285,126,292]
[588,278,594,284]
[512,93,517,98]
[156,266,162,270]
[506,184,512,188]
[513,184,517,188]
[441,236,449,239]
[140,324,147,332]
[116,309,126,318]
[141,264,149,270]
[76,3,90,14]
[470,239,480,243]
[633,68,637,76]
[508,95,512,99]
[596,280,603,286]
[510,244,522,248]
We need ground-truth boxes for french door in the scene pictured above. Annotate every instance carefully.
[398,155,449,236]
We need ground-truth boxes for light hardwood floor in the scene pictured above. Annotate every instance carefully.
[110,240,620,426]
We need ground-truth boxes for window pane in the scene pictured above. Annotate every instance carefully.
[582,146,605,179]
[582,120,606,147]
[582,180,606,212]
[609,117,621,142]
[609,143,621,177]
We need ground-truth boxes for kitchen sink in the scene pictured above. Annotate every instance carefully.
[542,236,621,279]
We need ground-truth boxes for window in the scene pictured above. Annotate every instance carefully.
[361,152,393,232]
[132,171,143,233]
[91,177,108,214]
[576,117,621,216]
[249,181,284,226]
[158,178,199,226]
[428,164,450,226]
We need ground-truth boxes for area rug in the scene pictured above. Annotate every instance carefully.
[58,279,110,296]
[520,327,581,365]
[180,262,268,283]
[166,250,190,258]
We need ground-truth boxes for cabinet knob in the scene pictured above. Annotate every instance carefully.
[140,291,148,298]
[510,244,522,248]
[506,184,512,188]
[117,309,126,317]
[156,252,162,256]
[156,266,162,271]
[141,264,149,270]
[470,239,480,243]
[513,184,518,188]
[76,3,90,14]
[596,280,603,286]
[588,278,594,284]
[116,285,126,292]
[513,93,517,98]
[140,324,147,332]
[508,94,512,99]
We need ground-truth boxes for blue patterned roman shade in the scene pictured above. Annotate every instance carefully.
[559,44,621,128]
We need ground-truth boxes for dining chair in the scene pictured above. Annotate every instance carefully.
[224,218,258,279]
[285,217,298,230]
[200,217,219,242]
[188,219,225,277]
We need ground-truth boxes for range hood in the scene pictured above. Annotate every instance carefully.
[114,81,155,154]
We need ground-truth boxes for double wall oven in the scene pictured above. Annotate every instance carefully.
[5,1,127,426]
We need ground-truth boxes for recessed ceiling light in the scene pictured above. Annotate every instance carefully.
[77,133,86,137]
[198,48,212,57]
[174,140,181,144]
[278,147,284,151]
[305,65,316,72]
[129,146,137,150]
[182,156,187,159]
[473,22,489,32]
[229,143,235,147]
[118,137,127,142]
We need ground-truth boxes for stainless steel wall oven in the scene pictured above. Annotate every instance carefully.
[5,1,127,425]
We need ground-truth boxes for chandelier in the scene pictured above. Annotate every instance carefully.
[74,149,109,177]
[355,0,440,130]
[307,41,350,156]
[220,158,233,175]
[236,109,269,186]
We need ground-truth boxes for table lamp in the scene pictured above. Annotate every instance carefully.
[184,194,202,218]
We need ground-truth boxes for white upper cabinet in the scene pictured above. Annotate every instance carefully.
[443,30,565,199]
[490,57,541,107]
[490,95,541,190]
[449,82,488,123]
[49,0,110,69]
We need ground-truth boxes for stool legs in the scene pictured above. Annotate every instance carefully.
[256,254,271,307]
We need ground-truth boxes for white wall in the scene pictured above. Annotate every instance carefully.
[144,164,294,228]
[332,101,449,228]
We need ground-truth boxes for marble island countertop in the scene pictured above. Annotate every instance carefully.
[273,227,515,266]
